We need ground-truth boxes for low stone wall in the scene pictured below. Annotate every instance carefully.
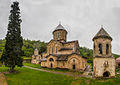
[0,73,8,85]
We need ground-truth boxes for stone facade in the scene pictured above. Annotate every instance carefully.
[93,28,115,78]
[31,49,41,64]
[41,23,87,71]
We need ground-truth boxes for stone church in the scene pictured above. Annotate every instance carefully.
[93,27,115,78]
[31,48,41,64]
[41,23,87,71]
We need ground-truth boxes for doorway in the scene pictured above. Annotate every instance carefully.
[103,71,110,77]
[50,63,53,68]
[73,65,76,70]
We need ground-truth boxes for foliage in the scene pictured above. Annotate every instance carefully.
[0,65,10,72]
[0,39,6,57]
[79,47,93,65]
[0,39,47,57]
[22,39,47,57]
[0,1,23,72]
[113,53,120,59]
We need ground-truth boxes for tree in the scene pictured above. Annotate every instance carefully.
[1,1,23,72]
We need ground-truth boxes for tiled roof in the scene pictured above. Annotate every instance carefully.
[61,40,78,44]
[45,53,87,61]
[93,28,112,41]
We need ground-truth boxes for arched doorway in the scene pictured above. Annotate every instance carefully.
[50,63,53,68]
[103,71,110,77]
[73,65,76,70]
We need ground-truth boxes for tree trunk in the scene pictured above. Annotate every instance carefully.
[10,66,15,73]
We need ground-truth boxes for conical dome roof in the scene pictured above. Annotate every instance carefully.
[53,23,67,34]
[93,27,112,41]
[56,23,65,30]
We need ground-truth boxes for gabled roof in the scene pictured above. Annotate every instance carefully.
[93,27,112,41]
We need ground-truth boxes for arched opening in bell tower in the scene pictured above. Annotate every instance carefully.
[106,44,109,54]
[98,44,102,54]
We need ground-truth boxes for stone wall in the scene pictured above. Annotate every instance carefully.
[93,38,112,57]
[93,57,115,77]
[53,30,67,42]
[41,54,87,71]
[67,54,87,71]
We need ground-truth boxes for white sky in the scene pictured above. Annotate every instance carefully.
[0,0,120,54]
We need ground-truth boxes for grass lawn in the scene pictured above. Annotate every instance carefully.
[71,75,120,85]
[22,56,32,59]
[1,65,120,85]
[23,63,83,74]
[5,67,73,85]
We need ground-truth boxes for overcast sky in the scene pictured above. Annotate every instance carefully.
[0,0,120,54]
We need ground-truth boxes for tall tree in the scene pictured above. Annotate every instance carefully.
[1,1,23,72]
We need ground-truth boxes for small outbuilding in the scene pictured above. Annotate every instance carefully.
[116,57,120,68]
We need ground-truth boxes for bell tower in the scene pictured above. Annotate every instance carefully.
[93,27,115,78]
[93,28,112,57]
[34,48,39,55]
[52,23,67,42]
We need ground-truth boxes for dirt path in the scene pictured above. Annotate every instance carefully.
[0,73,8,85]
[24,66,83,78]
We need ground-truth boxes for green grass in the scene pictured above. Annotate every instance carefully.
[24,63,42,69]
[22,56,32,59]
[5,67,73,85]
[23,63,83,74]
[1,65,120,85]
[72,75,120,85]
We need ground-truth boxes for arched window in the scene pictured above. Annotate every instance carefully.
[60,32,62,39]
[56,47,57,53]
[73,59,75,63]
[52,48,54,54]
[56,33,58,39]
[49,58,54,62]
[106,44,109,54]
[63,62,64,66]
[98,44,102,54]
[58,33,59,39]
[94,43,95,49]
[49,48,50,54]
[63,32,64,39]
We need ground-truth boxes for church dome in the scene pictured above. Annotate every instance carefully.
[52,23,67,42]
[53,23,67,34]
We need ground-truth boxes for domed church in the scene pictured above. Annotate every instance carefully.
[41,23,87,71]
